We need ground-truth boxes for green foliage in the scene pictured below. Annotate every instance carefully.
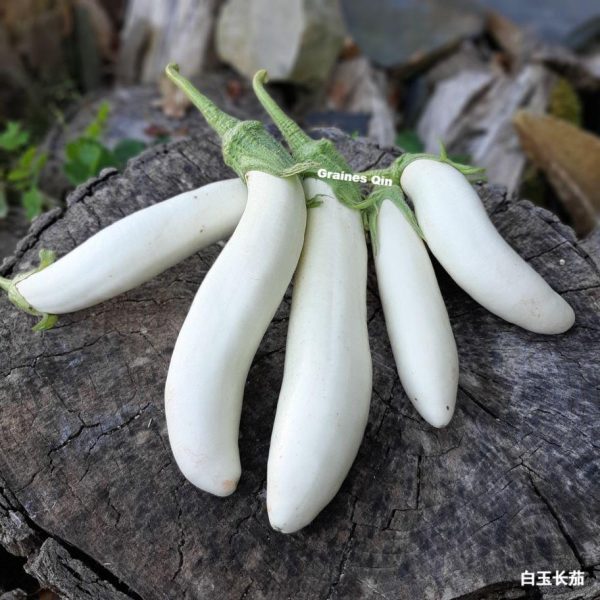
[0,121,48,220]
[0,183,8,219]
[7,147,48,189]
[83,101,111,139]
[0,102,147,220]
[0,122,30,151]
[6,144,48,219]
[22,187,44,220]
[395,129,424,153]
[64,138,114,185]
[549,78,582,127]
[112,139,147,165]
[63,102,147,185]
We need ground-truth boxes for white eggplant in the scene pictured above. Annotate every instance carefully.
[16,178,246,314]
[267,178,372,533]
[165,171,306,497]
[375,198,458,428]
[400,159,575,334]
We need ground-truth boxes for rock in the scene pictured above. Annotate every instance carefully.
[417,63,556,194]
[326,56,396,146]
[537,44,600,90]
[583,51,600,80]
[478,0,600,46]
[340,0,484,69]
[304,110,370,138]
[484,11,600,91]
[424,40,489,85]
[399,41,488,126]
[215,0,345,84]
[417,69,495,152]
[486,10,533,66]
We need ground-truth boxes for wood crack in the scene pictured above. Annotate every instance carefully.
[528,475,591,573]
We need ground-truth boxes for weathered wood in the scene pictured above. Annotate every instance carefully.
[0,129,599,599]
[117,0,222,85]
[24,539,130,600]
[417,63,556,195]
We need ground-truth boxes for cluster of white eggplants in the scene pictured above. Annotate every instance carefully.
[1,66,575,535]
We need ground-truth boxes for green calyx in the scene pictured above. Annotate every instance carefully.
[0,249,58,331]
[361,143,486,185]
[252,70,365,211]
[365,185,424,256]
[165,64,315,180]
[360,145,483,252]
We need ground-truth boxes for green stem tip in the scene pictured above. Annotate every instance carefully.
[165,63,317,180]
[0,249,58,331]
[165,63,239,138]
[252,69,368,211]
[252,70,311,155]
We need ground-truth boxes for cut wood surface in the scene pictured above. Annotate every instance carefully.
[0,128,599,600]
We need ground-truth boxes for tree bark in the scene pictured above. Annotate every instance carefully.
[0,129,599,599]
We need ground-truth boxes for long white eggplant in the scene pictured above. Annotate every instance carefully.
[165,171,306,497]
[15,178,246,314]
[375,198,458,428]
[267,178,372,533]
[400,159,575,334]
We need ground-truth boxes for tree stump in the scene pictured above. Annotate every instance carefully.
[1,128,599,600]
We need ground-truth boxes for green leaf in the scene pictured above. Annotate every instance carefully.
[84,101,111,140]
[111,139,146,169]
[0,121,29,151]
[32,312,58,332]
[64,159,91,186]
[0,183,8,219]
[8,147,37,179]
[32,151,48,177]
[77,139,103,169]
[6,167,28,184]
[65,138,82,161]
[7,146,46,189]
[395,129,424,153]
[64,138,118,184]
[22,187,44,220]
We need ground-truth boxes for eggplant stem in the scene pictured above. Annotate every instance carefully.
[252,70,310,155]
[165,63,239,138]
